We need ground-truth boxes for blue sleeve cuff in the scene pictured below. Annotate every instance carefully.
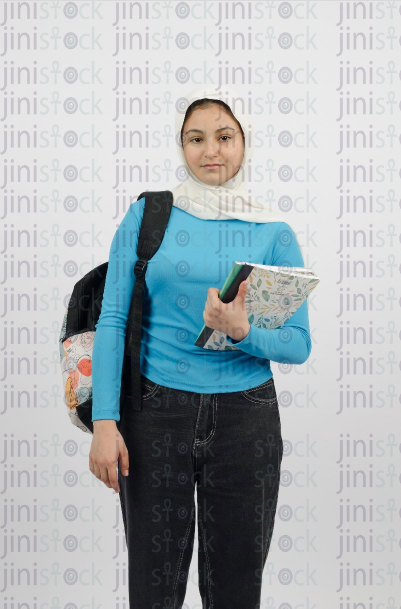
[226,321,311,364]
[92,413,120,422]
[226,325,252,347]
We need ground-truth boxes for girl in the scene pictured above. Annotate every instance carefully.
[89,85,311,608]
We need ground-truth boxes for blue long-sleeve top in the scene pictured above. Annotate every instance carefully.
[92,197,312,422]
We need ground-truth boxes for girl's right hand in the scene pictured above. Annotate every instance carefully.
[89,420,129,493]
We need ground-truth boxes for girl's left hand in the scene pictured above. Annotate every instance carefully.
[203,280,251,342]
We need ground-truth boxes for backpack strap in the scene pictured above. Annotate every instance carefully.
[124,190,173,414]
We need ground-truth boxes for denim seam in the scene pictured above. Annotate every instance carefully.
[240,394,277,405]
[142,383,160,400]
[263,443,283,566]
[192,394,203,474]
[240,379,275,403]
[198,503,214,608]
[172,504,195,609]
[193,393,203,443]
[263,479,280,568]
[194,394,217,446]
[126,382,160,401]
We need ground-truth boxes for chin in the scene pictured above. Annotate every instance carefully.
[197,169,226,184]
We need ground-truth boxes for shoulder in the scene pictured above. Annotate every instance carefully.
[129,196,146,219]
[272,221,294,232]
[119,196,146,229]
[270,221,297,246]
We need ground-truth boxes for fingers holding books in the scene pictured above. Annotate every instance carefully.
[203,281,250,341]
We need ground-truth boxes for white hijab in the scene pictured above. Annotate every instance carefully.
[171,84,287,224]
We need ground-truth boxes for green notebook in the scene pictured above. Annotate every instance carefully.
[195,261,320,350]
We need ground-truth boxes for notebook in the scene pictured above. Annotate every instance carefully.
[195,261,320,350]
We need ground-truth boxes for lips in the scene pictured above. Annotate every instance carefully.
[203,164,222,168]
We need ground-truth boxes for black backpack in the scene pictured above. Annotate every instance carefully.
[59,190,174,434]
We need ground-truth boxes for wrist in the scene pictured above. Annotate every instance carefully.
[93,419,117,427]
[229,323,251,343]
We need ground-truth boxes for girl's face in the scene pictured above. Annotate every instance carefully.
[181,104,245,187]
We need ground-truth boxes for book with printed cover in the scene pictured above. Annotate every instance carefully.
[195,261,320,351]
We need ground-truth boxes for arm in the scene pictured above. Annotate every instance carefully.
[226,223,312,365]
[91,201,143,422]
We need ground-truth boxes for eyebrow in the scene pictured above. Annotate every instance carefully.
[183,126,236,136]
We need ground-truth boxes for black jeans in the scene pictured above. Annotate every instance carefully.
[117,374,283,609]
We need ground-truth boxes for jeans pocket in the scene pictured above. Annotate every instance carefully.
[140,375,161,400]
[120,376,161,417]
[240,378,277,406]
[148,389,189,417]
[144,383,192,418]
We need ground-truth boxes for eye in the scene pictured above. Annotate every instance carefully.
[190,135,232,143]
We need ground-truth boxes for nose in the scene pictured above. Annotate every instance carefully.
[203,139,222,160]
